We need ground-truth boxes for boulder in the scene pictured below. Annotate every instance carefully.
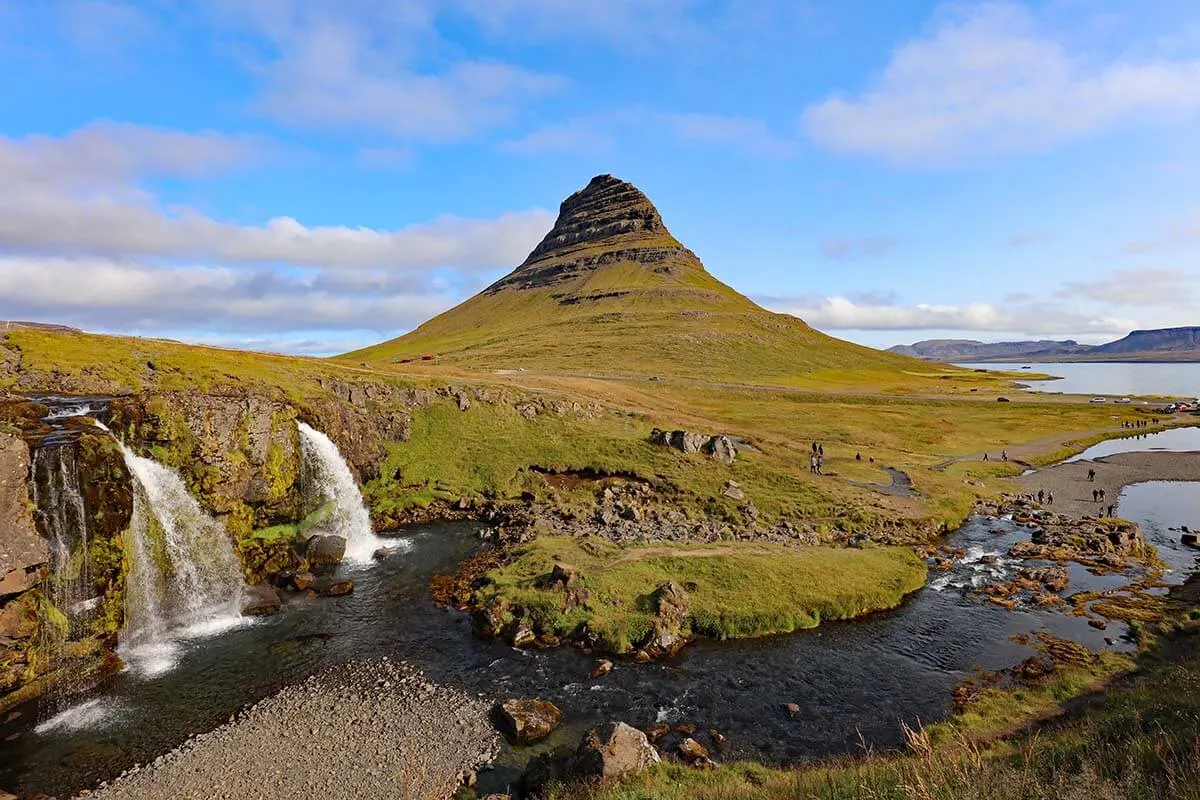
[722,480,745,501]
[305,534,346,567]
[1019,566,1069,592]
[311,576,354,597]
[291,572,315,591]
[241,584,281,616]
[704,435,737,465]
[669,431,708,454]
[572,721,661,780]
[510,620,536,648]
[456,392,471,412]
[496,698,562,744]
[678,737,710,762]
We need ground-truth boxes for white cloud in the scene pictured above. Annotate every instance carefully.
[819,235,897,260]
[215,1,565,141]
[0,122,263,189]
[802,2,1200,162]
[0,190,553,270]
[0,256,458,335]
[761,294,1134,335]
[1061,268,1197,306]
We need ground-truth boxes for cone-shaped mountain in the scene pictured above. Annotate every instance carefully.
[348,175,918,386]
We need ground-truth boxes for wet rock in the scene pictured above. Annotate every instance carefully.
[291,572,315,591]
[510,620,536,648]
[495,699,562,745]
[590,659,613,678]
[311,577,354,597]
[305,534,346,567]
[784,703,800,716]
[572,721,661,780]
[241,584,281,616]
[0,433,47,599]
[675,723,696,736]
[1088,619,1108,630]
[1019,566,1070,592]
[372,548,390,561]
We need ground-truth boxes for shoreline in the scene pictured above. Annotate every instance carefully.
[1017,450,1200,520]
[79,660,500,800]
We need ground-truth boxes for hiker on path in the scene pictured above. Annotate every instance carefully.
[1093,489,1099,502]
[1047,491,1054,505]
[983,453,989,462]
[810,454,817,473]
[1108,504,1115,517]
[1099,488,1106,502]
[1088,468,1096,482]
[1038,489,1045,504]
[1001,449,1008,462]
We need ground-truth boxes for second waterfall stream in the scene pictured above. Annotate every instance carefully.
[297,421,402,563]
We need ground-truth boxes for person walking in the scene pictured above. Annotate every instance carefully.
[817,453,824,474]
[1093,489,1099,502]
[983,453,989,462]
[1001,449,1008,462]
[1099,488,1106,502]
[1088,468,1096,482]
[810,453,817,473]
[1037,489,1045,504]
[1047,491,1054,505]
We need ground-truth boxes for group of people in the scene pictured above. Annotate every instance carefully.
[1037,489,1054,505]
[1121,418,1157,429]
[1088,469,1116,515]
[982,449,1009,462]
[810,442,824,474]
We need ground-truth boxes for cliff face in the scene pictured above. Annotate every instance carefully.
[1094,327,1200,355]
[888,339,1081,361]
[485,174,707,297]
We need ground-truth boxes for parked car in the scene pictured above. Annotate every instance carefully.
[1089,397,1106,403]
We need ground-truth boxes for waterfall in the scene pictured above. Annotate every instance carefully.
[117,445,246,677]
[297,421,396,563]
[31,444,95,715]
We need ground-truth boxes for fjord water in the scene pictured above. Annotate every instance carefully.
[1064,426,1200,462]
[0,517,1144,797]
[962,361,1200,397]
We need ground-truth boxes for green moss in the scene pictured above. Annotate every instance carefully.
[478,537,927,652]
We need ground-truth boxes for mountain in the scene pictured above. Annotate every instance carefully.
[890,326,1200,363]
[888,339,1082,361]
[348,175,928,386]
[1092,327,1200,355]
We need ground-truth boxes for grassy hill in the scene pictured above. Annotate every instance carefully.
[347,175,947,391]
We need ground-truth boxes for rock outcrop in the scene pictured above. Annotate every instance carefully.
[487,174,706,296]
[649,429,738,463]
[0,433,46,598]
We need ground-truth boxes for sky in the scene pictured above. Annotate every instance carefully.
[2,0,1200,356]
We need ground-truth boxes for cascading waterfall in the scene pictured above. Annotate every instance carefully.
[31,444,96,716]
[116,444,246,677]
[297,421,398,563]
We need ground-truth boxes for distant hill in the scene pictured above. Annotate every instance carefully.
[890,327,1200,363]
[347,175,940,387]
[888,339,1081,361]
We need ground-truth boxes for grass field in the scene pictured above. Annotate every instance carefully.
[476,537,927,651]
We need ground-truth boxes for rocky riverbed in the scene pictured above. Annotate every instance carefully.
[80,660,500,800]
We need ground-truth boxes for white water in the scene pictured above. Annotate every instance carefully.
[117,445,246,678]
[33,697,117,734]
[297,421,399,563]
[43,403,93,421]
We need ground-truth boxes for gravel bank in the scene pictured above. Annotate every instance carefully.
[1018,451,1200,519]
[81,659,501,800]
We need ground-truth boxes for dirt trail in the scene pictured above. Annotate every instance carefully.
[1016,451,1200,520]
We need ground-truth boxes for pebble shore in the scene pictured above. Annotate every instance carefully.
[81,659,501,800]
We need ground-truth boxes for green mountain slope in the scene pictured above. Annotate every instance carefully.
[347,175,938,388]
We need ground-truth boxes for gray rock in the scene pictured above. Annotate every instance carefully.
[305,534,346,567]
[241,584,281,616]
[0,434,47,599]
[572,721,660,780]
[705,435,737,465]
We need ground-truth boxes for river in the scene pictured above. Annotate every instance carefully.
[960,361,1200,398]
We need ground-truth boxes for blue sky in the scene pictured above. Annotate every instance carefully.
[2,0,1199,355]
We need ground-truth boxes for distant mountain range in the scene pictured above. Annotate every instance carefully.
[889,327,1200,362]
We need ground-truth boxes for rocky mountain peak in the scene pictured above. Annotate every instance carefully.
[486,174,704,294]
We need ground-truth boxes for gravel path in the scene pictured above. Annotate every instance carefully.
[1017,451,1200,519]
[81,659,501,800]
